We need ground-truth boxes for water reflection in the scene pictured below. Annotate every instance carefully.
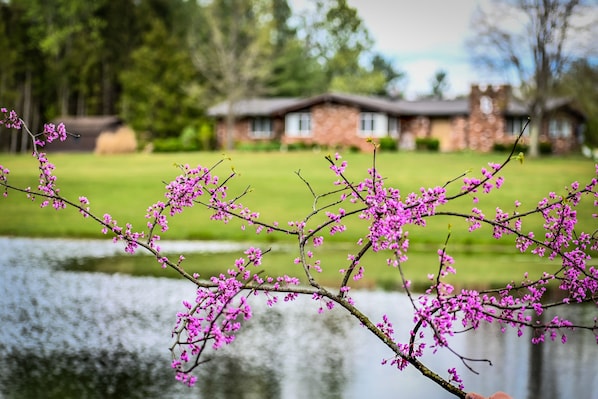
[0,237,596,398]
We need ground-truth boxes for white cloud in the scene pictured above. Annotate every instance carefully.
[290,0,507,98]
[346,0,486,98]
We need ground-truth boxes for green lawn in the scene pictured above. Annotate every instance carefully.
[2,150,595,290]
[1,150,595,244]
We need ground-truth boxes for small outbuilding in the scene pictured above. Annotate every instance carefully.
[45,116,123,152]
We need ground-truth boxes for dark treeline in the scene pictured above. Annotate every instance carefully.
[1,0,597,152]
[0,0,403,151]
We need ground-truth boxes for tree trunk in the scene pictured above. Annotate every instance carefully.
[102,59,112,115]
[528,107,542,158]
[225,101,236,151]
[20,70,32,154]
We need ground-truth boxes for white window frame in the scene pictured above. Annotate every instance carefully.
[359,112,388,137]
[250,117,273,139]
[548,118,572,139]
[285,112,312,137]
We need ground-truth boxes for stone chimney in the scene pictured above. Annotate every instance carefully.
[468,84,510,151]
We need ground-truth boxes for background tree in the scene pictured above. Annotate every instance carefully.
[120,18,200,139]
[371,53,405,98]
[429,69,450,100]
[266,0,328,97]
[468,0,597,157]
[298,0,388,95]
[17,0,105,116]
[96,0,141,115]
[268,39,329,97]
[188,0,273,150]
[556,59,598,147]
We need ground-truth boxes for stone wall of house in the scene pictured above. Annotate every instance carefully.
[451,116,469,151]
[398,116,428,150]
[468,84,509,152]
[399,115,468,152]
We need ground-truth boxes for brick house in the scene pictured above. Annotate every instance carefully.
[208,85,585,154]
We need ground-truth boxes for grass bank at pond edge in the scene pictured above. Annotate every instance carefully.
[59,242,569,292]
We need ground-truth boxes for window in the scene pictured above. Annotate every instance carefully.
[548,118,572,139]
[285,112,312,137]
[360,112,375,132]
[505,117,529,136]
[250,117,273,138]
[359,112,388,137]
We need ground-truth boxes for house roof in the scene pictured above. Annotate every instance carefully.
[52,115,123,136]
[504,99,529,115]
[394,99,469,116]
[207,92,583,119]
[207,98,298,117]
[271,92,403,115]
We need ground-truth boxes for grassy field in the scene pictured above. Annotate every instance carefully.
[1,150,595,243]
[1,150,595,289]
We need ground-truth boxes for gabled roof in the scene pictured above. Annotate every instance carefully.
[504,99,528,116]
[394,99,469,116]
[207,92,583,119]
[52,115,122,136]
[271,92,403,115]
[208,93,404,117]
[207,98,298,117]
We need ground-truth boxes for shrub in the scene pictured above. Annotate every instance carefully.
[179,123,217,151]
[379,137,398,152]
[236,141,281,152]
[539,141,553,155]
[415,137,439,151]
[179,126,200,151]
[286,142,316,151]
[153,137,184,152]
[492,142,529,153]
[94,126,138,155]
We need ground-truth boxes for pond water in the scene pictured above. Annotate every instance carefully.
[0,237,596,399]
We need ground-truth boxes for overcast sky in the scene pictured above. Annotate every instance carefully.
[291,0,502,99]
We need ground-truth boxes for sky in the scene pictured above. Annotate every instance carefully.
[291,0,502,99]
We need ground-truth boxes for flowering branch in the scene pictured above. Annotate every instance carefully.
[1,108,597,398]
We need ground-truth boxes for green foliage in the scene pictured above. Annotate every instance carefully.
[415,137,440,152]
[1,0,404,150]
[152,121,216,152]
[557,59,598,147]
[378,137,398,152]
[370,53,404,97]
[285,141,318,151]
[330,68,387,95]
[430,69,449,100]
[298,0,382,94]
[119,19,201,139]
[268,39,328,97]
[236,141,281,152]
[152,137,185,153]
[492,142,529,153]
[539,141,553,155]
